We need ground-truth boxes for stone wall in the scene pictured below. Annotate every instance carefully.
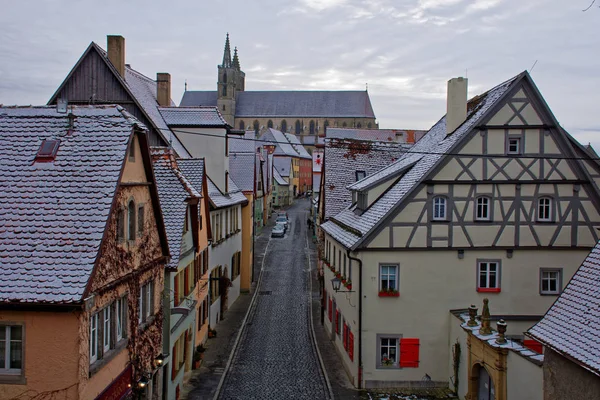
[543,349,600,400]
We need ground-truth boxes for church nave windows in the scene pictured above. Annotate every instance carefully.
[281,120,287,132]
[268,120,273,129]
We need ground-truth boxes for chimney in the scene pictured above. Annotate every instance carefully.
[157,73,171,107]
[446,77,468,135]
[107,35,126,77]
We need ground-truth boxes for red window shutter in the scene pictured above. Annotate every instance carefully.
[174,275,180,307]
[184,330,189,364]
[328,299,332,321]
[348,331,354,361]
[335,310,340,334]
[342,324,347,350]
[399,338,420,368]
[171,344,177,380]
[523,339,543,354]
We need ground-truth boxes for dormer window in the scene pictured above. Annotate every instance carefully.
[36,139,60,162]
[355,171,366,182]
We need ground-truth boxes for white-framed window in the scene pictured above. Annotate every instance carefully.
[380,337,398,366]
[0,325,23,373]
[538,197,552,221]
[139,280,154,324]
[103,307,111,353]
[476,196,491,221]
[540,268,562,295]
[477,260,501,292]
[90,314,98,364]
[379,264,398,291]
[116,297,125,341]
[355,170,366,181]
[433,196,447,220]
[507,137,521,154]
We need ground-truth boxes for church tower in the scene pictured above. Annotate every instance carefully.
[217,33,244,126]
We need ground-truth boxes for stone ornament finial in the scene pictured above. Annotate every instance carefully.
[496,319,507,344]
[467,304,478,327]
[480,298,492,335]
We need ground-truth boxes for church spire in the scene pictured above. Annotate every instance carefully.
[232,47,241,70]
[222,33,232,68]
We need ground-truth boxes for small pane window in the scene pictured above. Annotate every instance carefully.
[476,196,491,221]
[433,196,447,220]
[253,120,260,135]
[538,197,552,221]
[116,297,125,341]
[478,261,500,291]
[137,205,145,236]
[117,209,125,242]
[380,337,398,366]
[379,265,398,291]
[103,308,111,353]
[128,200,136,241]
[355,171,366,182]
[508,137,521,154]
[540,269,562,295]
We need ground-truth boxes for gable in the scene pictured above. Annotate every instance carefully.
[122,134,149,183]
[486,86,544,126]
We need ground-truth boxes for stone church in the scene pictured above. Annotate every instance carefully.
[180,34,378,150]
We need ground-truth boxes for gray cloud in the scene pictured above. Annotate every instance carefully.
[1,0,598,150]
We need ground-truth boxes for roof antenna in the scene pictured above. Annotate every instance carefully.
[530,60,538,73]
[365,82,368,92]
[184,79,188,92]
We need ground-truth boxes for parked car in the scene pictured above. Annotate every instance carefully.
[271,223,285,238]
[277,211,288,220]
[276,215,289,229]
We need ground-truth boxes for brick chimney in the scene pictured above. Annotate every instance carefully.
[157,73,171,107]
[107,35,126,77]
[446,77,468,135]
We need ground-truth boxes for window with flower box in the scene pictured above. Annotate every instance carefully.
[379,264,399,297]
[376,335,419,368]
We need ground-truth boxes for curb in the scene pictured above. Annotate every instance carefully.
[212,236,271,400]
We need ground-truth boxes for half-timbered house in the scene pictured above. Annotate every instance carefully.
[320,72,600,390]
[0,105,169,399]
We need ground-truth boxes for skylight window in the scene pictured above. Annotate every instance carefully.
[35,139,60,162]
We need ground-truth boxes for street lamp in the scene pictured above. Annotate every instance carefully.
[331,277,354,293]
[154,354,165,368]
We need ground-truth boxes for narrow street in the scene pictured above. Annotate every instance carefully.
[216,199,332,399]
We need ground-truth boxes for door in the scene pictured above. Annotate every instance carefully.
[477,365,495,400]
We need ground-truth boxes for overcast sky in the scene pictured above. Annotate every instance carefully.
[1,0,599,148]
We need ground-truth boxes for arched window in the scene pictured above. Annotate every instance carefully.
[222,105,226,111]
[538,197,553,221]
[475,196,491,221]
[223,72,227,83]
[117,208,125,242]
[357,123,362,128]
[222,85,227,97]
[324,120,329,133]
[309,120,315,135]
[253,120,260,135]
[432,196,447,221]
[239,120,245,130]
[342,122,347,128]
[295,120,302,135]
[281,120,287,132]
[268,120,273,129]
[367,122,372,129]
[128,200,136,240]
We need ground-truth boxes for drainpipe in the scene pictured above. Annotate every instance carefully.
[346,249,363,389]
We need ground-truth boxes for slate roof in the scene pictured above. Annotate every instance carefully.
[180,90,376,118]
[260,128,298,157]
[274,168,289,186]
[159,107,228,127]
[326,128,427,144]
[175,158,205,193]
[274,157,291,178]
[321,73,523,249]
[284,133,312,159]
[527,240,600,376]
[230,131,257,153]
[323,139,406,220]
[0,105,140,304]
[206,177,248,208]
[151,148,201,270]
[229,153,255,192]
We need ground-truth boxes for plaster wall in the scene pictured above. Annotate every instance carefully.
[448,314,469,399]
[240,194,254,291]
[121,134,148,183]
[507,351,543,400]
[542,349,600,400]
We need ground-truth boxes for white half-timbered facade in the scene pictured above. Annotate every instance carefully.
[320,72,600,390]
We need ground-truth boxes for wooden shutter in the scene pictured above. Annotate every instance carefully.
[342,324,347,350]
[335,310,340,334]
[328,298,332,321]
[348,331,354,361]
[399,338,420,368]
[174,274,180,307]
[184,266,190,296]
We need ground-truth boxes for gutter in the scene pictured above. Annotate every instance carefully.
[346,249,363,389]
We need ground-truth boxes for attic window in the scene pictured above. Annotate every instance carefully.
[355,170,366,182]
[36,139,60,162]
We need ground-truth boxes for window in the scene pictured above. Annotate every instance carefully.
[343,254,347,277]
[309,120,315,135]
[335,310,341,336]
[538,197,552,221]
[380,337,398,366]
[281,120,287,133]
[225,209,229,236]
[342,122,347,127]
[379,265,398,292]
[376,335,420,368]
[117,208,125,242]
[357,192,367,211]
[103,308,111,353]
[295,120,302,135]
[139,280,154,323]
[507,137,521,154]
[129,136,135,161]
[222,71,227,83]
[268,120,273,129]
[368,122,372,128]
[116,297,126,341]
[0,325,23,375]
[36,139,60,162]
[432,196,447,220]
[90,314,98,364]
[477,261,501,292]
[253,120,259,135]
[222,85,227,97]
[540,268,562,295]
[137,205,145,236]
[239,120,245,130]
[128,200,136,241]
[355,171,366,182]
[476,196,491,221]
[357,123,362,128]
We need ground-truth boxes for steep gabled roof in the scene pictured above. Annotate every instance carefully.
[159,107,228,127]
[274,168,289,186]
[229,153,255,192]
[152,148,201,270]
[284,133,312,159]
[528,240,600,376]
[327,128,427,144]
[180,90,376,119]
[0,105,141,304]
[274,157,291,178]
[322,72,524,249]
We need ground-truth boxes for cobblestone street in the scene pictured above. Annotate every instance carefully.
[217,200,332,399]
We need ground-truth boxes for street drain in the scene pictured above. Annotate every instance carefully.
[259,291,272,295]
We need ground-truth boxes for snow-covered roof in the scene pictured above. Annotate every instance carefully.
[152,148,201,269]
[322,73,522,249]
[0,105,140,304]
[229,153,255,192]
[323,139,406,220]
[260,128,297,157]
[274,157,291,178]
[284,132,312,159]
[205,177,248,208]
[274,168,289,186]
[528,240,600,376]
[176,158,205,193]
[229,131,257,153]
[159,106,228,127]
[326,128,427,144]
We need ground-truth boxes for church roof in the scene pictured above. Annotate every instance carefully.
[180,90,376,119]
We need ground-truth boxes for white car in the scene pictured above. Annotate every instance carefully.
[275,216,289,230]
[271,223,285,238]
